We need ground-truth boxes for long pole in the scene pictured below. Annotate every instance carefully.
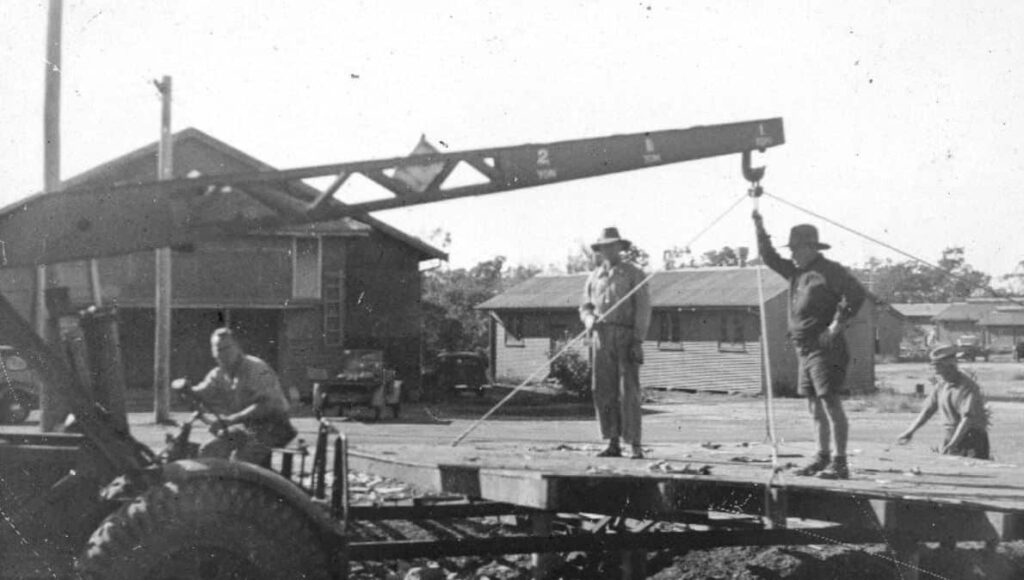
[38,0,63,432]
[153,76,173,424]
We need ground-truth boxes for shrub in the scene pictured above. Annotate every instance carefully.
[548,342,592,400]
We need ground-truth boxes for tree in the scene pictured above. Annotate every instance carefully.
[1002,259,1024,295]
[422,254,542,358]
[698,246,750,267]
[856,247,992,303]
[565,243,650,273]
[662,246,692,271]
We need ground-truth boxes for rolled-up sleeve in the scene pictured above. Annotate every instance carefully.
[958,388,988,430]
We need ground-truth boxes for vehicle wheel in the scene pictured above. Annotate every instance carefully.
[389,403,400,419]
[77,477,333,580]
[0,388,31,424]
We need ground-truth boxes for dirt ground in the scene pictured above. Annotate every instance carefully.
[10,360,1024,578]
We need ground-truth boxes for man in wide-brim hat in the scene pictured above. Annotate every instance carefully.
[753,212,867,479]
[896,345,991,458]
[579,227,652,459]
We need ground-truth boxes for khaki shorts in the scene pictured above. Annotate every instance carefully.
[797,334,849,397]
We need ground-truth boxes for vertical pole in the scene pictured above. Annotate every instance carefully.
[89,259,103,306]
[38,0,63,432]
[153,76,173,424]
[531,512,554,580]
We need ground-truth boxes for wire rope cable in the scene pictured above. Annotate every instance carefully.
[450,192,750,447]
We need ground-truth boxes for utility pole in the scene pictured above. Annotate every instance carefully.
[153,76,173,424]
[38,0,63,432]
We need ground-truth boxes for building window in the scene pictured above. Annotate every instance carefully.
[658,310,685,351]
[293,237,322,299]
[323,270,344,346]
[504,314,525,347]
[718,313,747,353]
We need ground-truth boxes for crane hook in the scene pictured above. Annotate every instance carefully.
[742,150,765,198]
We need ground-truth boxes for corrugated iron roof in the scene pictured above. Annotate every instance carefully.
[892,303,951,319]
[933,302,1002,322]
[978,309,1024,326]
[477,267,789,310]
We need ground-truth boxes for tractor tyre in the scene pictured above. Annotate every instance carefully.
[77,477,333,580]
[0,387,31,424]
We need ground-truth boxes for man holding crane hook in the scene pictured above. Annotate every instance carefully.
[753,212,866,479]
[580,227,652,459]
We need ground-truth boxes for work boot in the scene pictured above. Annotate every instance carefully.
[629,445,644,460]
[596,441,622,458]
[817,456,850,480]
[792,452,830,476]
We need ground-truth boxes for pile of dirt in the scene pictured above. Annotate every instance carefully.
[343,469,1024,579]
[648,543,1024,579]
[349,541,1024,579]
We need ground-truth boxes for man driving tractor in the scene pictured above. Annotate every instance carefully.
[173,327,297,465]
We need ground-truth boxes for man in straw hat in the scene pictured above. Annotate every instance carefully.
[753,212,866,479]
[896,344,990,459]
[579,227,652,459]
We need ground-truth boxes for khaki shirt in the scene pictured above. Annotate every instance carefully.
[194,355,291,425]
[580,261,652,342]
[756,229,867,343]
[924,372,987,431]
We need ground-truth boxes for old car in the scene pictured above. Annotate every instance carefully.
[956,334,990,362]
[0,345,42,424]
[423,351,490,399]
[311,349,401,420]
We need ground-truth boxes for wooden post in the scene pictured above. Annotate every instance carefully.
[89,259,103,306]
[38,0,63,432]
[153,76,173,424]
[531,512,555,580]
[890,537,921,580]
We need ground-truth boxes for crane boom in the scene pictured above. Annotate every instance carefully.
[0,118,783,267]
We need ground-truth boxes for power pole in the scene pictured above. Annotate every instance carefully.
[153,76,173,424]
[38,0,63,432]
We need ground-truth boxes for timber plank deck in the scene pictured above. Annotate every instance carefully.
[348,439,1024,542]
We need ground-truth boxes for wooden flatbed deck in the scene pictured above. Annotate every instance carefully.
[349,439,1024,544]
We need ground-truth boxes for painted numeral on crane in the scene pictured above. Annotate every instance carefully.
[755,123,773,149]
[535,148,557,180]
[643,136,662,164]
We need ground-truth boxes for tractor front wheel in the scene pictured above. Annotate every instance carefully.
[0,387,31,424]
[77,477,334,579]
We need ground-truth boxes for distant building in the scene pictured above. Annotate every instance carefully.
[932,302,996,346]
[0,128,445,396]
[978,308,1024,352]
[477,268,882,396]
[892,303,950,351]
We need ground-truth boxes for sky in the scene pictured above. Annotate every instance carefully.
[2,1,1024,280]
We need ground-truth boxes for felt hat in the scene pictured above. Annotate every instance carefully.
[783,224,830,250]
[590,227,632,251]
[929,344,958,363]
